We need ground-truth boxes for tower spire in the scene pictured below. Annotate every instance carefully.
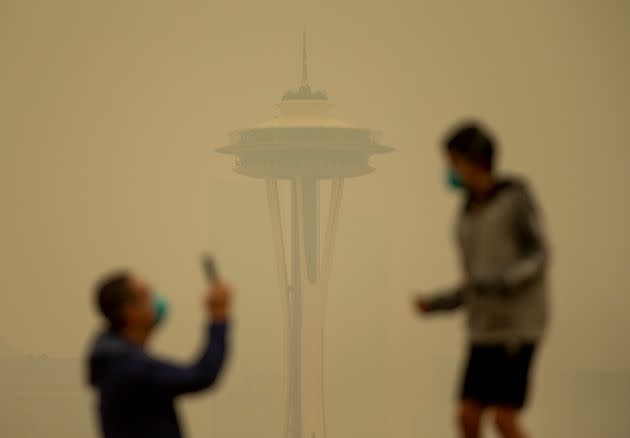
[302,31,309,87]
[282,32,327,101]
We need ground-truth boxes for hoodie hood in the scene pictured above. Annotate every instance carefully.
[462,176,528,213]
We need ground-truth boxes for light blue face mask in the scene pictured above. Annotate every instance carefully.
[446,168,465,190]
[152,294,169,326]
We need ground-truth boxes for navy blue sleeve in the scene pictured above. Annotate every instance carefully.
[118,322,230,398]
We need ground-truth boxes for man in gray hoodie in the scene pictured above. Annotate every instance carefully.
[415,122,549,438]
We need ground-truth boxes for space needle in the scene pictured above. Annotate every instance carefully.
[217,34,393,438]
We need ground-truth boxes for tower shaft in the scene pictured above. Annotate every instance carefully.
[265,177,345,438]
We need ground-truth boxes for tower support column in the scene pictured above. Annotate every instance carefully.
[265,176,345,438]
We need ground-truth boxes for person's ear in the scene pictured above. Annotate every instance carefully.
[120,302,133,325]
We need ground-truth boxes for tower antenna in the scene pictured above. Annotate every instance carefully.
[302,31,309,87]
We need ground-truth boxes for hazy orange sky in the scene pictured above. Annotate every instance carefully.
[0,1,628,436]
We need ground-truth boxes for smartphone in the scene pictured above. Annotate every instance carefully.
[201,253,218,283]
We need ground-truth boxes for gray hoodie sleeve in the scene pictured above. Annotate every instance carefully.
[475,184,549,296]
[423,285,465,312]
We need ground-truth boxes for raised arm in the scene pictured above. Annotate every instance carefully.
[121,321,229,397]
[119,281,232,397]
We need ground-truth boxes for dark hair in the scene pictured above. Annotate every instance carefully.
[443,121,496,171]
[95,271,132,333]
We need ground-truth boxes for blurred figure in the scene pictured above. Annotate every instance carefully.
[414,122,549,438]
[86,270,232,438]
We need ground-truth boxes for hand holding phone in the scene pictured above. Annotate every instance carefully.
[202,253,218,284]
[201,253,231,321]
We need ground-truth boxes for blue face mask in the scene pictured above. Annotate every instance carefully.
[152,294,169,326]
[446,168,465,190]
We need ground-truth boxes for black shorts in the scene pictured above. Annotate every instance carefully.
[459,342,537,409]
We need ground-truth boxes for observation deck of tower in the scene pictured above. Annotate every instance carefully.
[217,33,392,179]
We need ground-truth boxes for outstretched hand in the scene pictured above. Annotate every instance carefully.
[413,294,430,314]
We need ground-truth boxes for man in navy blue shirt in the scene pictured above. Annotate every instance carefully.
[86,270,232,438]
